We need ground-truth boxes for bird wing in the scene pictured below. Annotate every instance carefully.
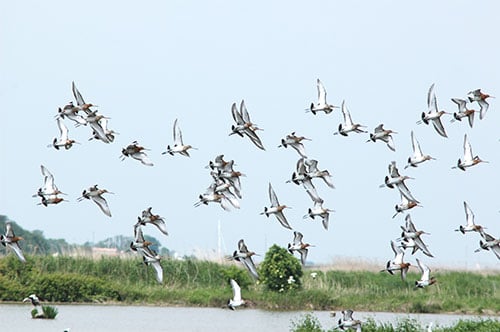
[72,81,86,107]
[464,201,475,227]
[405,214,416,232]
[89,120,111,143]
[478,99,489,120]
[411,131,424,158]
[244,129,266,150]
[151,219,168,236]
[427,83,437,113]
[341,100,353,126]
[416,258,430,280]
[389,161,400,178]
[230,279,242,301]
[240,100,252,124]
[386,135,396,152]
[374,124,384,133]
[5,222,15,237]
[41,165,57,194]
[293,231,303,246]
[6,241,26,263]
[414,236,433,257]
[56,117,69,141]
[299,248,308,266]
[275,211,292,230]
[238,239,249,253]
[396,182,418,203]
[268,183,279,206]
[321,213,329,230]
[231,102,244,124]
[91,194,112,217]
[317,79,327,104]
[451,98,466,113]
[390,240,404,263]
[431,118,448,138]
[173,118,183,145]
[463,134,473,161]
[242,256,259,279]
[150,260,163,284]
[290,142,307,158]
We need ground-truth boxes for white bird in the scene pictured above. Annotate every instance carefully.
[367,124,397,151]
[454,201,484,234]
[49,117,78,150]
[303,191,333,231]
[381,240,411,281]
[335,310,362,332]
[393,193,420,219]
[398,214,433,257]
[230,239,259,279]
[278,132,310,158]
[405,131,435,169]
[334,100,367,136]
[452,134,488,171]
[1,222,26,263]
[120,141,154,166]
[417,83,448,138]
[136,207,169,236]
[308,79,338,114]
[229,100,265,150]
[163,118,196,156]
[77,185,113,217]
[287,231,314,266]
[34,165,66,206]
[474,231,500,260]
[450,98,475,128]
[381,161,418,203]
[467,89,493,120]
[415,258,436,288]
[22,294,41,306]
[260,183,292,230]
[227,279,246,310]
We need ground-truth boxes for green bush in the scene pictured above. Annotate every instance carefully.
[290,313,323,332]
[259,244,303,292]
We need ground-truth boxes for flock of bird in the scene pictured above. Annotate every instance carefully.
[1,79,498,317]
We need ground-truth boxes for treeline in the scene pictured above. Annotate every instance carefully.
[0,215,169,256]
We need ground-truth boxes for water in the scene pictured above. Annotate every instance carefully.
[0,304,497,332]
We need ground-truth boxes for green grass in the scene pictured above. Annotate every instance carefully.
[0,255,498,314]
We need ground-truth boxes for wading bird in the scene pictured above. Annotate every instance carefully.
[227,279,246,310]
[77,185,113,217]
[261,183,292,230]
[415,258,436,288]
[405,131,435,169]
[452,134,488,171]
[367,124,397,151]
[163,118,196,157]
[1,222,26,263]
[307,78,338,114]
[287,231,313,266]
[467,89,493,120]
[417,83,448,138]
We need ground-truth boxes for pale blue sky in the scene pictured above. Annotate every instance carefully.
[1,1,499,269]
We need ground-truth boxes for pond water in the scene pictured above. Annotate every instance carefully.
[0,304,497,332]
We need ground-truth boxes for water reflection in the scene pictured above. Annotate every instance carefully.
[0,304,496,332]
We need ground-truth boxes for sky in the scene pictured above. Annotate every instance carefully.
[1,1,499,270]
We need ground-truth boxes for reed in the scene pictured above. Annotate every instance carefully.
[0,255,498,314]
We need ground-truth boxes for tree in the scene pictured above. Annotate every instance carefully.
[259,244,302,292]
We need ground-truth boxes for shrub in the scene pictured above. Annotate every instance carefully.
[259,244,303,292]
[290,313,323,332]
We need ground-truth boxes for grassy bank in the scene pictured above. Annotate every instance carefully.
[0,255,498,314]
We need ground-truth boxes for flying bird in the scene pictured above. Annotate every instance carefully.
[307,78,338,114]
[163,118,196,157]
[417,83,448,138]
[229,100,265,150]
[287,231,313,266]
[227,279,246,310]
[136,207,168,236]
[393,193,420,219]
[454,201,484,234]
[1,222,26,263]
[381,240,411,281]
[450,98,476,128]
[22,294,41,307]
[278,132,310,158]
[474,231,500,260]
[120,141,154,166]
[34,165,66,206]
[367,124,397,151]
[380,161,418,203]
[334,100,366,136]
[415,258,436,288]
[335,310,362,332]
[77,185,113,217]
[229,239,259,279]
[452,134,488,171]
[260,183,292,230]
[398,214,433,257]
[467,89,493,120]
[49,117,78,150]
[303,191,333,231]
[405,131,435,169]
